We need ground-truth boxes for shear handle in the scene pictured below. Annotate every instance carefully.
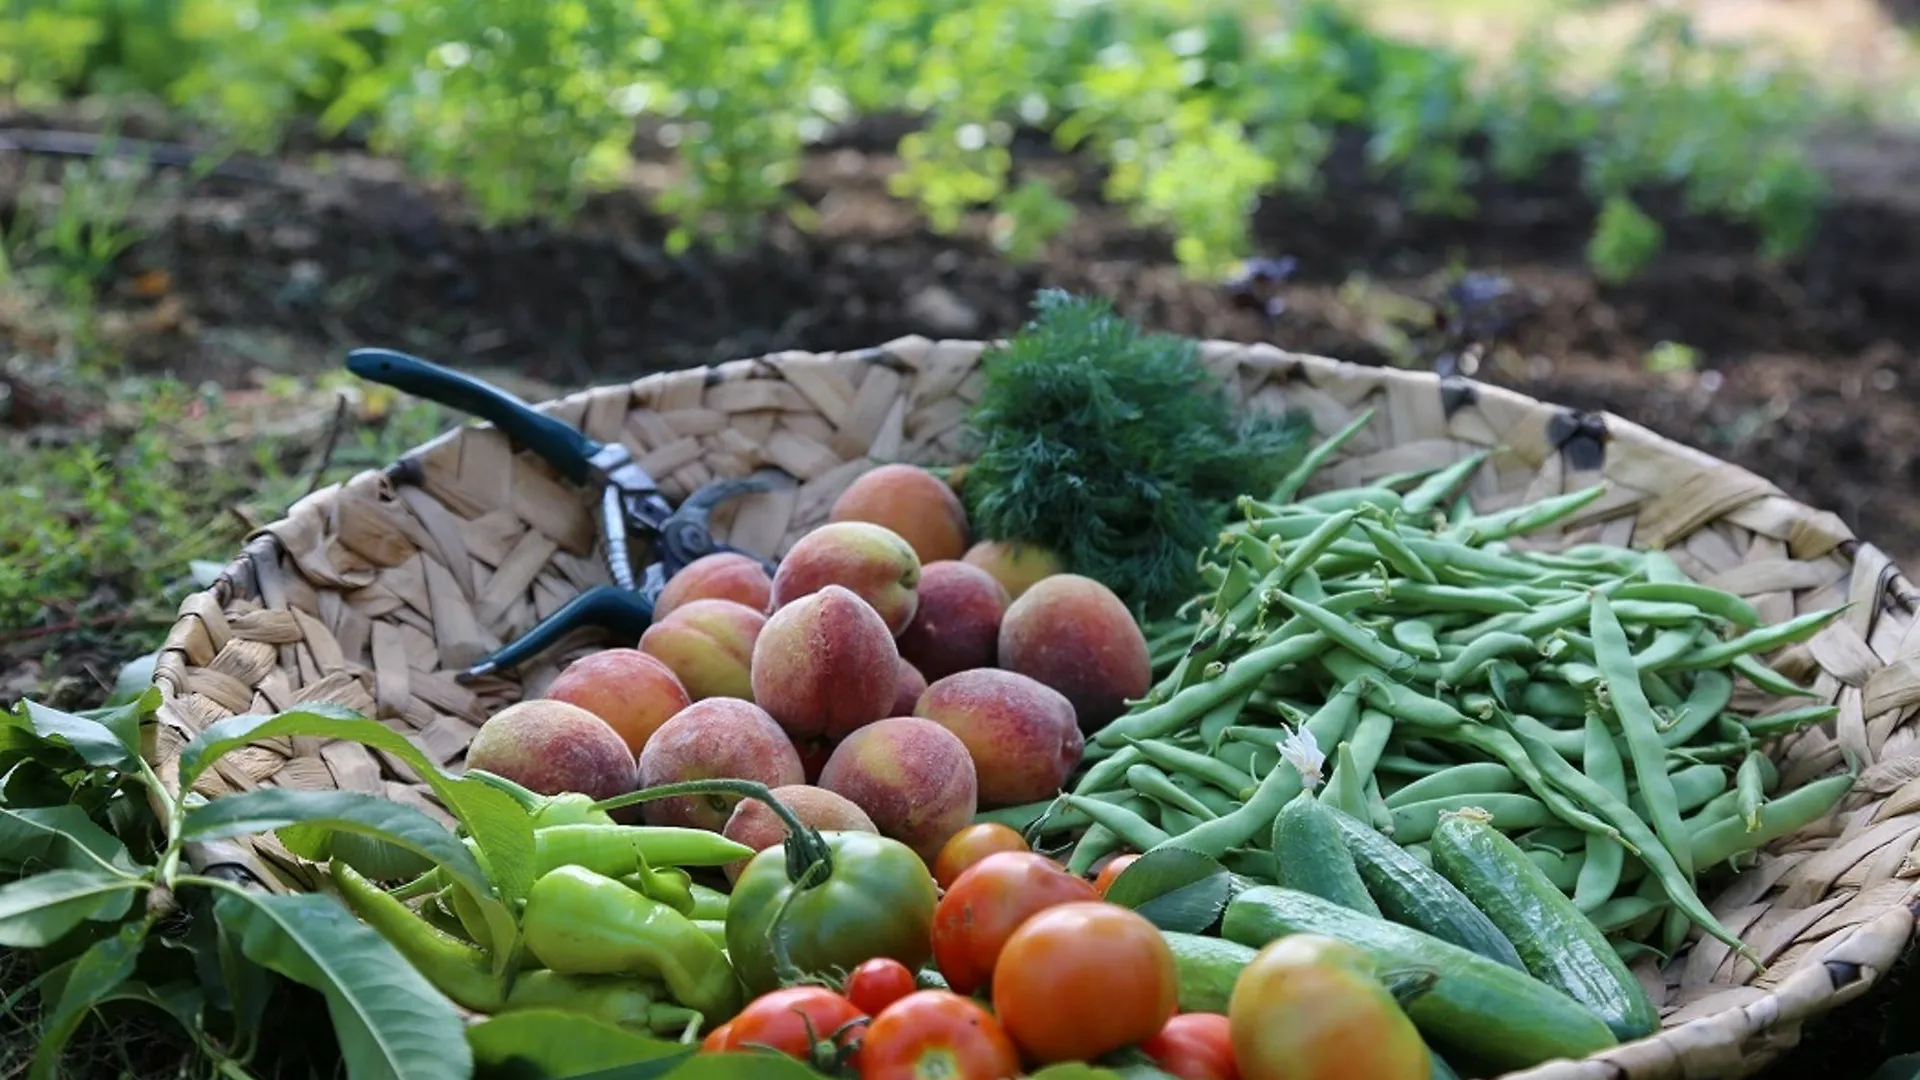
[457,585,655,682]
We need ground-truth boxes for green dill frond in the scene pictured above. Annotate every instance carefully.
[960,290,1312,617]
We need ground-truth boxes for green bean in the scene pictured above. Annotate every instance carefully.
[1364,581,1531,615]
[1632,625,1704,670]
[1247,513,1336,543]
[1684,789,1741,833]
[1390,617,1444,660]
[1691,771,1856,869]
[1639,550,1688,583]
[1608,599,1710,626]
[1520,681,1587,720]
[1735,752,1768,832]
[1271,409,1379,502]
[1438,632,1535,689]
[1314,652,1467,730]
[1072,744,1145,795]
[1127,737,1256,801]
[1588,896,1664,935]
[1390,793,1555,844]
[1272,591,1414,674]
[1510,591,1615,638]
[1347,708,1396,780]
[1274,511,1362,588]
[1574,709,1627,914]
[1168,773,1244,817]
[1676,606,1847,671]
[1150,752,1309,858]
[1298,487,1405,516]
[1374,754,1450,777]
[1061,794,1171,854]
[1615,582,1761,629]
[1161,807,1206,835]
[1401,450,1491,516]
[1364,774,1395,834]
[1658,669,1734,747]
[1127,764,1221,822]
[1357,517,1438,584]
[1300,677,1368,749]
[1526,845,1587,894]
[1731,653,1820,698]
[1221,847,1280,880]
[1383,763,1521,808]
[1433,723,1624,845]
[1319,742,1371,822]
[1553,661,1604,691]
[1222,723,1299,748]
[1227,530,1283,577]
[1093,630,1330,748]
[1448,483,1608,544]
[1741,704,1839,738]
[1593,594,1694,882]
[1642,669,1684,710]
[1065,824,1123,875]
[1215,739,1276,780]
[1401,537,1547,581]
[1668,764,1731,814]
[1197,688,1256,749]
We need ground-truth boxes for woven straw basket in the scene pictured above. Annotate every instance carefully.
[148,337,1920,1080]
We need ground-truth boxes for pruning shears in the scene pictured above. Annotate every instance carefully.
[346,348,796,682]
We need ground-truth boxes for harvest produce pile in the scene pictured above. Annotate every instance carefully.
[162,300,1854,1080]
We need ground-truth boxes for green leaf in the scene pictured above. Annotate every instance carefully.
[0,869,143,947]
[98,979,207,1039]
[215,889,472,1080]
[30,919,148,1080]
[1102,847,1233,934]
[106,652,160,707]
[19,700,137,768]
[1030,1065,1178,1080]
[468,1010,696,1079]
[0,804,139,874]
[646,1056,834,1080]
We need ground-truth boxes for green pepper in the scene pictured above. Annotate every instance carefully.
[503,970,664,1031]
[618,862,698,917]
[331,859,507,1013]
[521,864,742,1023]
[466,768,617,828]
[594,778,939,1000]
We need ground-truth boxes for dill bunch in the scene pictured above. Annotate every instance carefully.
[961,290,1313,617]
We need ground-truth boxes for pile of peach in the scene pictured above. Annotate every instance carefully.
[465,463,1154,868]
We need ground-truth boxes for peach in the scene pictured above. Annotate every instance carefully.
[464,699,636,802]
[819,716,978,865]
[654,552,774,619]
[892,659,929,719]
[914,669,1083,808]
[998,574,1151,734]
[752,584,900,749]
[543,648,691,756]
[895,561,1009,681]
[720,784,878,883]
[828,463,971,565]
[962,540,1065,602]
[639,599,765,702]
[634,698,805,831]
[771,522,921,636]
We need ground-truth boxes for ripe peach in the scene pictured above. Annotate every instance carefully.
[655,552,774,618]
[542,648,690,757]
[892,659,929,719]
[963,540,1064,602]
[720,784,879,883]
[914,669,1083,808]
[998,574,1151,734]
[771,522,921,636]
[634,698,805,831]
[639,599,765,702]
[819,716,978,865]
[464,699,636,802]
[895,561,1009,682]
[751,584,900,748]
[828,463,970,565]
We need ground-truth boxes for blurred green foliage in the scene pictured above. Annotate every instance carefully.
[2,0,1836,279]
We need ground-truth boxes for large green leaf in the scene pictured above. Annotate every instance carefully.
[215,889,472,1080]
[1102,847,1233,934]
[30,919,148,1080]
[0,804,139,874]
[468,1010,695,1080]
[0,869,144,947]
[18,700,137,768]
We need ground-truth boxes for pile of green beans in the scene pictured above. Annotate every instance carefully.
[999,410,1859,962]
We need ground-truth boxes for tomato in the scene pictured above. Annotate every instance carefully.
[724,986,868,1072]
[1140,1013,1240,1080]
[700,1020,736,1053]
[858,990,1022,1080]
[1228,934,1429,1080]
[990,901,1178,1065]
[846,957,919,1017]
[1092,853,1141,896]
[931,851,1100,995]
[932,823,1030,889]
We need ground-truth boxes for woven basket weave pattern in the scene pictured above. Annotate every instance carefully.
[150,337,1920,1080]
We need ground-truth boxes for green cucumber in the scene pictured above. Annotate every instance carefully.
[1272,794,1382,916]
[1162,932,1257,1015]
[1323,808,1525,971]
[1222,887,1619,1071]
[1430,812,1658,1041]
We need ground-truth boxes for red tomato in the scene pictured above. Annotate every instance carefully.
[725,986,868,1070]
[930,851,1101,995]
[990,901,1179,1065]
[858,990,1022,1080]
[846,957,919,1017]
[1140,1013,1240,1080]
[932,823,1030,889]
[1092,853,1141,896]
[1228,934,1428,1080]
[700,1020,736,1053]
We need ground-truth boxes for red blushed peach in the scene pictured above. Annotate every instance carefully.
[752,584,900,750]
[828,463,971,565]
[654,552,774,618]
[895,561,1009,682]
[771,522,921,636]
[962,540,1064,602]
[819,716,978,865]
[914,669,1083,808]
[720,784,878,882]
[542,648,691,757]
[638,598,765,702]
[892,659,929,719]
[997,574,1151,735]
[465,699,636,802]
[634,698,805,831]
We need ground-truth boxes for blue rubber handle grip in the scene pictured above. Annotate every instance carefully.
[347,348,601,487]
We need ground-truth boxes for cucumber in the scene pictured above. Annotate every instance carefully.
[1430,813,1659,1041]
[1222,887,1619,1071]
[1162,931,1257,1014]
[1272,794,1382,916]
[1323,808,1525,972]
